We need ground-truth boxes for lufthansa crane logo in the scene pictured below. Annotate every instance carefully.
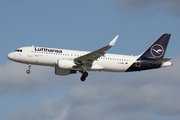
[151,44,164,58]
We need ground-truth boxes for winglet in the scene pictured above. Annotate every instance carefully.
[109,35,119,46]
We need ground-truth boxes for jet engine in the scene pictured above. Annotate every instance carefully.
[57,59,75,69]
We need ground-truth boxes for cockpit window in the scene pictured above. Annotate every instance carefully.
[14,49,22,52]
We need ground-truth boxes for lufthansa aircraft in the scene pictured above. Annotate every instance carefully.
[8,33,172,81]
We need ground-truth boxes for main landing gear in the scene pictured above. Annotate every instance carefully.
[26,65,31,74]
[80,71,88,81]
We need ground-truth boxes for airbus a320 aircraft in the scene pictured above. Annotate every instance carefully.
[8,33,172,81]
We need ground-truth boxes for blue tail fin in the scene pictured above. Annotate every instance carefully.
[139,33,171,61]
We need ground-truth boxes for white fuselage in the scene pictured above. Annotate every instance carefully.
[8,46,139,72]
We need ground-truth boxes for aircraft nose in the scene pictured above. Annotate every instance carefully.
[7,53,13,60]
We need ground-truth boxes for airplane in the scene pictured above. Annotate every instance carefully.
[8,33,172,81]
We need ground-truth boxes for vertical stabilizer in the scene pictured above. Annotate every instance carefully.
[139,33,171,61]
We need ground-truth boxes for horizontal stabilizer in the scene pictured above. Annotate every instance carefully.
[151,58,171,64]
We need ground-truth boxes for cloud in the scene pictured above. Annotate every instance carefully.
[9,96,70,120]
[7,55,180,120]
[0,62,68,95]
[111,0,180,17]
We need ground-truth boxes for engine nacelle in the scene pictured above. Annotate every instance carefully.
[55,67,76,76]
[57,59,75,69]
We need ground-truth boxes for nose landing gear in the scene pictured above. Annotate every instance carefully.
[80,71,88,81]
[26,65,31,74]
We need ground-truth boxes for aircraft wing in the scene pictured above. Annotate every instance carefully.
[74,35,119,65]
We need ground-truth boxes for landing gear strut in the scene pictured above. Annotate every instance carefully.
[26,65,31,74]
[80,71,88,81]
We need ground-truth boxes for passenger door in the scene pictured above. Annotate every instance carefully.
[27,47,34,57]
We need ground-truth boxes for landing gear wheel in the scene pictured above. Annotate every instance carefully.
[26,70,30,74]
[81,76,86,81]
[83,71,88,77]
[26,64,31,74]
[80,71,88,82]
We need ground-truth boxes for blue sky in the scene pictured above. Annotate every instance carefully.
[1,0,180,120]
